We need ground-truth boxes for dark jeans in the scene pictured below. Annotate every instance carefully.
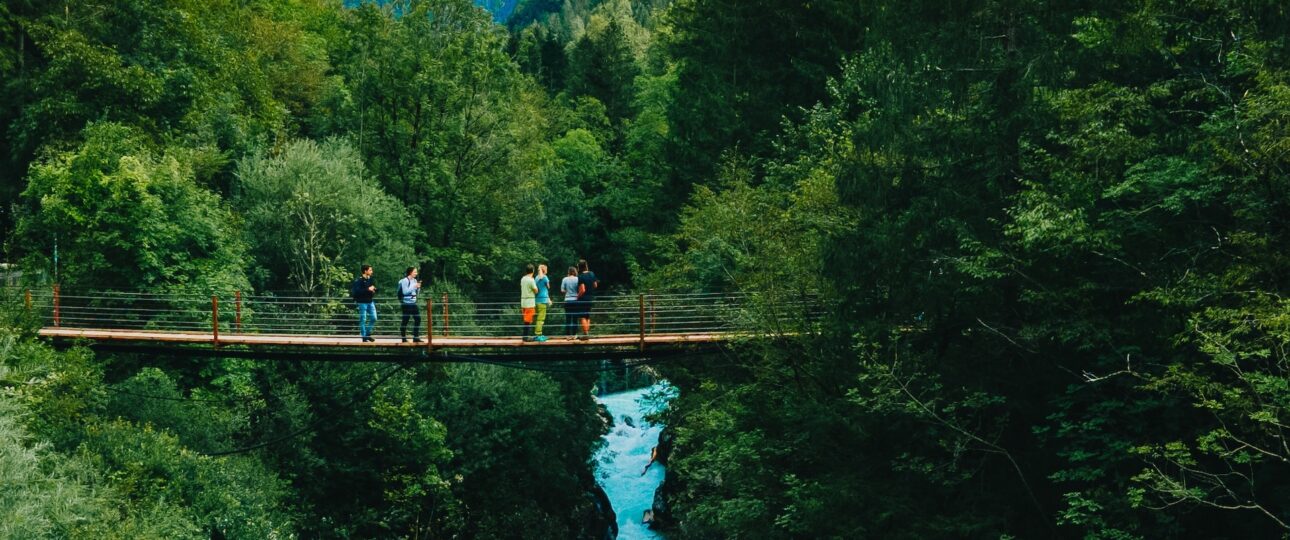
[564,302,578,335]
[400,303,421,338]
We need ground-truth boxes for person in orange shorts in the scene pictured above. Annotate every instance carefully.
[520,264,538,342]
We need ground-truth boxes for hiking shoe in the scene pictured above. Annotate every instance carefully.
[534,335,548,343]
[401,337,409,343]
[412,338,424,343]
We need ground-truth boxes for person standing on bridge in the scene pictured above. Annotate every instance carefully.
[520,264,538,342]
[561,266,580,340]
[351,265,378,342]
[533,264,551,342]
[576,259,599,340]
[397,267,423,343]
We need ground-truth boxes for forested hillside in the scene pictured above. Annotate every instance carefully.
[2,0,1289,538]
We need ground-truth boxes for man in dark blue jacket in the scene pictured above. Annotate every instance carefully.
[351,264,377,342]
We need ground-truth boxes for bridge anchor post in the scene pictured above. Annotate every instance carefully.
[426,298,433,352]
[52,284,60,327]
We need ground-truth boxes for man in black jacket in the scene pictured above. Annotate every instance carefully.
[351,264,377,342]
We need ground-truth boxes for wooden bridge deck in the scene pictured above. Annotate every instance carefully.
[38,327,731,349]
[17,288,811,359]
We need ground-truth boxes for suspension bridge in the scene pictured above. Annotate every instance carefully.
[10,286,819,360]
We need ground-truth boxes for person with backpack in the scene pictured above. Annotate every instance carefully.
[351,264,378,342]
[576,259,599,340]
[561,266,580,340]
[397,267,422,343]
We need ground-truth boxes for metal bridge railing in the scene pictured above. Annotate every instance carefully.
[5,285,824,340]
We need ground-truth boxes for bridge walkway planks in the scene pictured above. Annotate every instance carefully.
[38,327,731,349]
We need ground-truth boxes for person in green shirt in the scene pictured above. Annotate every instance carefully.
[520,264,538,342]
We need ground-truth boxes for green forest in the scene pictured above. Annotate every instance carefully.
[2,0,1290,538]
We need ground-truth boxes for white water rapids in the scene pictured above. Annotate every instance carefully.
[595,382,675,540]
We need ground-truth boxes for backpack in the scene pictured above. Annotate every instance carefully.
[350,278,364,301]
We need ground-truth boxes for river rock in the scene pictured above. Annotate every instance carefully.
[597,403,613,430]
[582,483,617,540]
[649,478,672,530]
[654,426,674,465]
[622,415,635,428]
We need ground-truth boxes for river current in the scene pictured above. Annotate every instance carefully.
[594,382,675,540]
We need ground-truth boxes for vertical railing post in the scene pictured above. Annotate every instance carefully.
[211,295,220,347]
[639,293,646,352]
[649,289,656,334]
[52,283,60,327]
[442,293,450,337]
[235,290,242,333]
[24,289,32,311]
[426,298,434,351]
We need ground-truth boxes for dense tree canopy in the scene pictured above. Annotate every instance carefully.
[235,138,416,295]
[14,122,247,293]
[654,0,1290,538]
[3,0,1290,538]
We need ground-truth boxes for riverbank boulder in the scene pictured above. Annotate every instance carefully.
[643,425,678,529]
[654,426,674,465]
[579,484,617,540]
[597,403,613,431]
[649,477,673,530]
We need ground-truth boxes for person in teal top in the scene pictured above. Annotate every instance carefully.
[533,264,551,342]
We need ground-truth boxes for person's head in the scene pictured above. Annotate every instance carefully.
[524,263,535,276]
[578,259,589,273]
[405,266,417,278]
[538,264,547,276]
[361,264,372,277]
[567,266,577,277]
